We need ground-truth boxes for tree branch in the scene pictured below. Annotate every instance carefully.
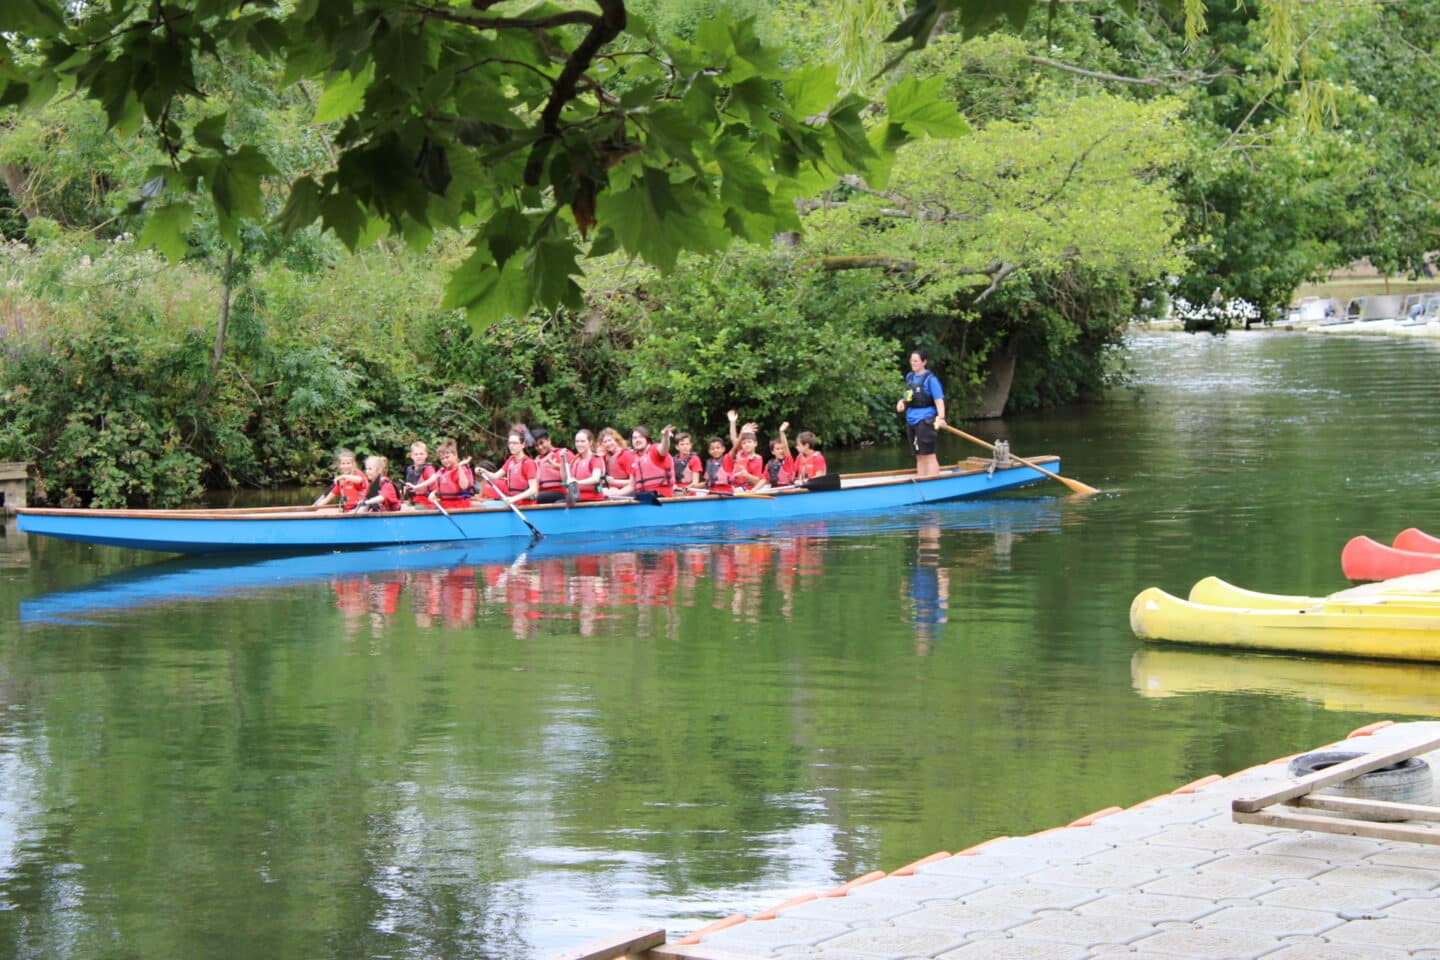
[524,0,627,186]
[410,4,601,31]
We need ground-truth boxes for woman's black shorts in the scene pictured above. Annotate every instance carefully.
[907,417,937,455]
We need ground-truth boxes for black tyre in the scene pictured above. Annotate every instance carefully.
[1287,750,1433,820]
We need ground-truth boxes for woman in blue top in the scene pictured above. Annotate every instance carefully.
[896,349,947,478]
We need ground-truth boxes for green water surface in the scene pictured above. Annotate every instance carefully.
[2,330,1439,959]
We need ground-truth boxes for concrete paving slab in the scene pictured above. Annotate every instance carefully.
[664,723,1440,960]
[813,924,972,958]
[898,899,1037,937]
[1322,915,1440,949]
[777,896,923,925]
[935,938,1090,960]
[1127,924,1282,958]
[1004,912,1157,946]
[1266,944,1413,960]
[1072,892,1220,924]
[1192,904,1343,936]
[842,873,990,905]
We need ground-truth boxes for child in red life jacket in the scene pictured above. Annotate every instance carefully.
[672,431,702,492]
[793,430,827,482]
[700,436,735,495]
[570,429,606,501]
[355,455,402,512]
[313,449,368,511]
[759,421,796,490]
[402,441,437,506]
[410,439,475,509]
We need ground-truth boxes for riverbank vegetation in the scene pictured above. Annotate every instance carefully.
[2,0,1435,505]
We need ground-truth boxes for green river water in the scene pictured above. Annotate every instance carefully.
[2,330,1440,959]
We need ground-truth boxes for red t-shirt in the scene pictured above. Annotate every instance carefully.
[330,474,367,510]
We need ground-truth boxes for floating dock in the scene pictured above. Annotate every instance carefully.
[561,720,1440,960]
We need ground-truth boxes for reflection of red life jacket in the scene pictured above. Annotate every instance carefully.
[536,449,571,493]
[572,452,605,501]
[501,456,538,502]
[633,446,675,496]
[703,457,734,495]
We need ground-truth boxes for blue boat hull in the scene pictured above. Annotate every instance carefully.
[16,460,1060,555]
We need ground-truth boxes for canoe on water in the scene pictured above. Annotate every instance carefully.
[16,457,1061,556]
[1130,579,1440,662]
[1341,534,1440,581]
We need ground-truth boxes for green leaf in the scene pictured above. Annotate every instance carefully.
[597,166,724,272]
[885,76,970,139]
[783,64,839,118]
[138,202,194,262]
[193,112,228,150]
[279,177,325,236]
[714,135,773,216]
[443,250,531,329]
[0,0,64,36]
[313,64,374,124]
[524,237,583,311]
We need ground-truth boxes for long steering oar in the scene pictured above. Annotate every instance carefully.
[428,493,471,540]
[939,423,1100,496]
[501,497,544,541]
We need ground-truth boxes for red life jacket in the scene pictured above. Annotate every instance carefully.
[633,445,675,496]
[728,453,764,489]
[433,464,474,507]
[794,451,826,482]
[572,452,605,501]
[502,455,537,502]
[332,474,368,510]
[766,455,795,487]
[605,448,637,488]
[535,449,570,493]
[703,457,734,495]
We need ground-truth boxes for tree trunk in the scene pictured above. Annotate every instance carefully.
[0,162,41,220]
[976,336,1018,419]
[196,250,234,405]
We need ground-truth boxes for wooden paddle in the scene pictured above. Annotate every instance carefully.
[939,423,1100,496]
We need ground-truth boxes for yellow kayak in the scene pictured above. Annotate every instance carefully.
[1188,575,1440,613]
[1130,586,1440,662]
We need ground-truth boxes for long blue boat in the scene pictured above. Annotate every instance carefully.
[15,458,1062,555]
[20,496,1065,626]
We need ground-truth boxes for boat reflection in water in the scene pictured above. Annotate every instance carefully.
[23,497,1065,638]
[1131,647,1440,718]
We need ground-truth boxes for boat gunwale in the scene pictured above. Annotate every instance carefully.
[15,457,1058,522]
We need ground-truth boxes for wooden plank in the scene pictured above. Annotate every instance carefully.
[1235,809,1440,845]
[0,462,28,481]
[1289,794,1440,822]
[542,928,666,960]
[1231,735,1440,813]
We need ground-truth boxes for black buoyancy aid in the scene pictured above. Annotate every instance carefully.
[704,458,731,487]
[404,463,433,487]
[907,371,938,408]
